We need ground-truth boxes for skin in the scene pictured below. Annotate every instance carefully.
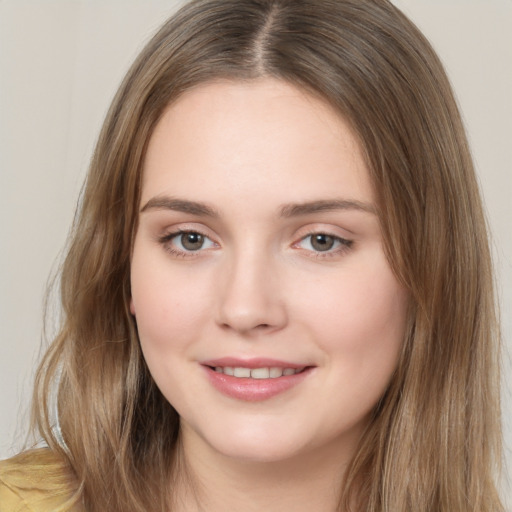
[130,79,409,511]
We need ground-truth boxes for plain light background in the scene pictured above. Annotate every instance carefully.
[0,0,510,505]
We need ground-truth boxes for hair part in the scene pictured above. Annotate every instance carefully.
[31,1,503,511]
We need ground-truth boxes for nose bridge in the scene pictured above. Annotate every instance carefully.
[216,240,287,334]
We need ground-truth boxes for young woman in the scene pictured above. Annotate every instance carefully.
[0,0,504,511]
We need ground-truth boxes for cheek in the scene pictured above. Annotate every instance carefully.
[130,254,216,407]
[130,252,212,356]
[295,253,408,382]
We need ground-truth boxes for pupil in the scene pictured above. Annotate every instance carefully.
[182,232,204,250]
[311,234,334,251]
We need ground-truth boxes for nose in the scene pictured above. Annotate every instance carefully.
[215,248,288,336]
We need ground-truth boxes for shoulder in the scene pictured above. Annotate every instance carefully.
[0,449,83,512]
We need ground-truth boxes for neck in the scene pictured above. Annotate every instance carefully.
[171,426,359,512]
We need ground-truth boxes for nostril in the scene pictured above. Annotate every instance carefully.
[221,322,268,330]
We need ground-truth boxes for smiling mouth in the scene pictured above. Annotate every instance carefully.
[203,363,313,401]
[210,366,306,379]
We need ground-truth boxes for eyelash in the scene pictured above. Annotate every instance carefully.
[295,232,353,259]
[158,230,216,258]
[158,230,353,259]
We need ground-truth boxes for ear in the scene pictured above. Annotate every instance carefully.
[129,298,136,316]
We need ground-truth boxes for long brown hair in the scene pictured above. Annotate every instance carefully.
[30,0,503,510]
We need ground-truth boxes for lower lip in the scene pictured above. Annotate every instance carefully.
[203,366,313,402]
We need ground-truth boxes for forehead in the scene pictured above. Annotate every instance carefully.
[142,79,373,209]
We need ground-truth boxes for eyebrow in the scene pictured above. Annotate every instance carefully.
[140,196,376,218]
[279,199,376,217]
[140,196,220,217]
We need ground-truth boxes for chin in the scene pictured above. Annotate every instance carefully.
[187,416,324,465]
[213,436,308,464]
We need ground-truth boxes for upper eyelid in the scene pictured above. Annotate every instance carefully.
[294,233,352,247]
[159,223,217,239]
[295,223,355,240]
[152,215,354,234]
[159,228,217,246]
[298,229,351,239]
[160,227,211,238]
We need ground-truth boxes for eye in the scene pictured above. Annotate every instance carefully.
[296,233,352,254]
[160,230,216,255]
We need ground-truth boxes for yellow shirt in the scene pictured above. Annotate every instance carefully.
[0,449,82,512]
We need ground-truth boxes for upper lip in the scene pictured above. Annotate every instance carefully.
[201,357,311,369]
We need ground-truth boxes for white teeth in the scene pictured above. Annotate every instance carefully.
[250,368,270,379]
[269,367,283,378]
[233,367,251,378]
[214,366,304,378]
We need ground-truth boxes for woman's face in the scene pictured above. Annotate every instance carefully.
[130,79,408,463]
